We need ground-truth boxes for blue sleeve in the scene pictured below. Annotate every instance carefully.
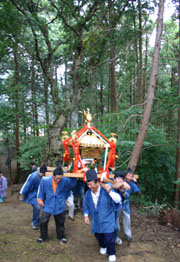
[83,192,90,216]
[69,178,77,190]
[129,181,140,194]
[66,177,74,191]
[37,178,45,200]
[124,190,130,200]
[20,175,33,195]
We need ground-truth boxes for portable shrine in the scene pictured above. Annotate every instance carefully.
[61,109,118,181]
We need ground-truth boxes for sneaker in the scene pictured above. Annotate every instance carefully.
[123,234,132,241]
[115,237,122,245]
[127,238,132,247]
[100,247,107,255]
[57,237,67,244]
[32,225,38,230]
[37,237,48,243]
[123,235,132,247]
[108,255,116,262]
[31,223,38,230]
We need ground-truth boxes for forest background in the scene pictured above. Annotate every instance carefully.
[0,0,180,211]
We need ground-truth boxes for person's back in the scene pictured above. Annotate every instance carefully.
[19,165,47,230]
[20,170,41,204]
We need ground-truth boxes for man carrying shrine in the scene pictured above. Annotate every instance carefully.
[83,169,121,262]
[19,165,47,229]
[37,165,72,243]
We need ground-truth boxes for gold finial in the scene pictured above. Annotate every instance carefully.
[71,130,77,142]
[79,108,95,127]
[62,131,69,141]
[110,133,118,137]
[109,133,118,144]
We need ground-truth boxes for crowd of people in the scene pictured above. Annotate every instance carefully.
[1,162,140,262]
[19,163,140,262]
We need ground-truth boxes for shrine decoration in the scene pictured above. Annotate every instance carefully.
[61,108,118,181]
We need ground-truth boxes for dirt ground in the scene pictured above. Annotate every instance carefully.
[0,187,180,262]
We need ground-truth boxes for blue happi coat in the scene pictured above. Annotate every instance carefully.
[121,181,140,214]
[20,170,41,205]
[37,176,72,215]
[83,187,117,234]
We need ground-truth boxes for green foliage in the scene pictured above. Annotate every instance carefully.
[94,112,176,206]
[18,136,48,170]
[0,0,179,205]
[175,178,180,185]
[137,199,169,216]
[136,144,176,205]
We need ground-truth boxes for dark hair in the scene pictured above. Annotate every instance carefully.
[125,167,133,175]
[87,179,99,183]
[114,169,125,178]
[86,169,98,182]
[53,166,63,176]
[39,165,47,173]
[31,161,35,165]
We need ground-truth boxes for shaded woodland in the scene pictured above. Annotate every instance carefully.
[0,0,180,209]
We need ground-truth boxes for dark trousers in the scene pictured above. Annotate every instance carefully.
[95,232,115,255]
[39,211,66,240]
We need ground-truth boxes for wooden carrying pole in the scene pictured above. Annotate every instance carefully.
[43,167,138,180]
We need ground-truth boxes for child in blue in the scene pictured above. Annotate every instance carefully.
[115,168,140,246]
[19,165,47,229]
[83,169,121,262]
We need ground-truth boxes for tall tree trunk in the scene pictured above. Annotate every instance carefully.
[64,58,68,105]
[110,46,118,112]
[142,30,149,101]
[22,102,27,140]
[137,0,143,104]
[13,46,21,184]
[128,0,165,171]
[100,68,104,116]
[167,70,174,135]
[174,0,180,207]
[132,0,138,105]
[108,68,110,113]
[108,0,118,113]
[44,76,49,128]
[31,59,39,136]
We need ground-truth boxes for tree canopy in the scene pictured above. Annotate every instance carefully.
[0,0,179,207]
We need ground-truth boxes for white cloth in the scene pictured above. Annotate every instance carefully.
[109,191,121,203]
[66,191,75,219]
[91,185,101,208]
[91,185,121,207]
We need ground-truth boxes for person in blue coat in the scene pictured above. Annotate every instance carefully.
[0,170,8,203]
[116,168,140,246]
[37,166,72,243]
[83,169,121,262]
[19,165,47,229]
[30,161,37,172]
[112,170,130,246]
